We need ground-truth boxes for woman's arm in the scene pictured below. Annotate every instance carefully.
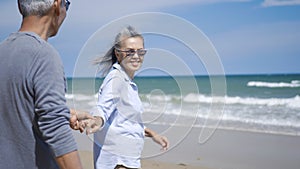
[145,127,169,151]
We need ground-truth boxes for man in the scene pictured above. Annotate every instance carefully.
[0,0,86,168]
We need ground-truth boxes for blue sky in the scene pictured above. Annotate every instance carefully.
[1,0,300,77]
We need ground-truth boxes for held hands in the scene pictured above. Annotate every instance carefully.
[70,109,103,134]
[70,109,92,133]
[80,116,103,135]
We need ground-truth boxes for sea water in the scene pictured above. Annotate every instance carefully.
[66,74,300,136]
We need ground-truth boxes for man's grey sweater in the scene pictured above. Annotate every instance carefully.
[0,32,77,169]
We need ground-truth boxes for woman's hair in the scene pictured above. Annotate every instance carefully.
[18,0,63,17]
[94,25,144,77]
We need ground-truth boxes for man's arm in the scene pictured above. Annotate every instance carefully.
[32,46,83,167]
[55,151,83,169]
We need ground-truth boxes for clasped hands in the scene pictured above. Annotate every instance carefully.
[70,109,103,134]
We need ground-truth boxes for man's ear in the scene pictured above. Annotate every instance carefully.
[17,1,23,15]
[53,0,61,16]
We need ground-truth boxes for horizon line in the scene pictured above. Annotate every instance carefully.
[67,73,300,78]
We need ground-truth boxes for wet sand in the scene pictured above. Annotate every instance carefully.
[74,125,300,169]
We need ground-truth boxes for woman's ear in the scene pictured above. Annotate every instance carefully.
[115,49,121,57]
[114,49,118,56]
[114,49,122,63]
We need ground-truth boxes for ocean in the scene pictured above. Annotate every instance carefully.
[66,74,300,136]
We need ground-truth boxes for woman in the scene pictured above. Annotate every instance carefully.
[90,26,169,169]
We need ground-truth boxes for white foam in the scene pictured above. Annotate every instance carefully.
[247,80,300,88]
[182,93,300,109]
[65,92,300,135]
[65,94,95,101]
[67,92,300,109]
[65,94,74,99]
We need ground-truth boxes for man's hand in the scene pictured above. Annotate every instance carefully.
[70,109,94,133]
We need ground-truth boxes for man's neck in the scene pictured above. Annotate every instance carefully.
[19,15,52,41]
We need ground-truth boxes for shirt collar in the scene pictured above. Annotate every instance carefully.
[113,63,131,82]
[112,63,138,88]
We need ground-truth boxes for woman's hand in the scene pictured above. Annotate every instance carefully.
[145,128,170,151]
[80,116,104,135]
[152,134,169,151]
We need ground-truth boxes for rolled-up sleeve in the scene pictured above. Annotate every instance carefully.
[32,48,77,157]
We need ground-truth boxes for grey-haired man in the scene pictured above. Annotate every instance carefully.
[0,0,85,168]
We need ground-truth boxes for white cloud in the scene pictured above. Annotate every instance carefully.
[262,0,300,7]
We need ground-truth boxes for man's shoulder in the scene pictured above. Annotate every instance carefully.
[10,32,62,69]
[1,32,59,64]
[22,32,60,60]
[13,32,55,53]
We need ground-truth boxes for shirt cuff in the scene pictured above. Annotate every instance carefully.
[90,107,106,131]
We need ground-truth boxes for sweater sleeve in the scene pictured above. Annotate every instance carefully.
[31,44,77,157]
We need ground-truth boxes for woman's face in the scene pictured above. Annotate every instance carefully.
[116,36,145,79]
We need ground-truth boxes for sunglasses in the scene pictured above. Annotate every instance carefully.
[65,0,70,11]
[116,48,147,57]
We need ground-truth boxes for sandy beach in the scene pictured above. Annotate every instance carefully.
[73,125,300,169]
[78,151,205,169]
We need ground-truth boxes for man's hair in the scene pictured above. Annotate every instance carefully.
[18,0,62,17]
